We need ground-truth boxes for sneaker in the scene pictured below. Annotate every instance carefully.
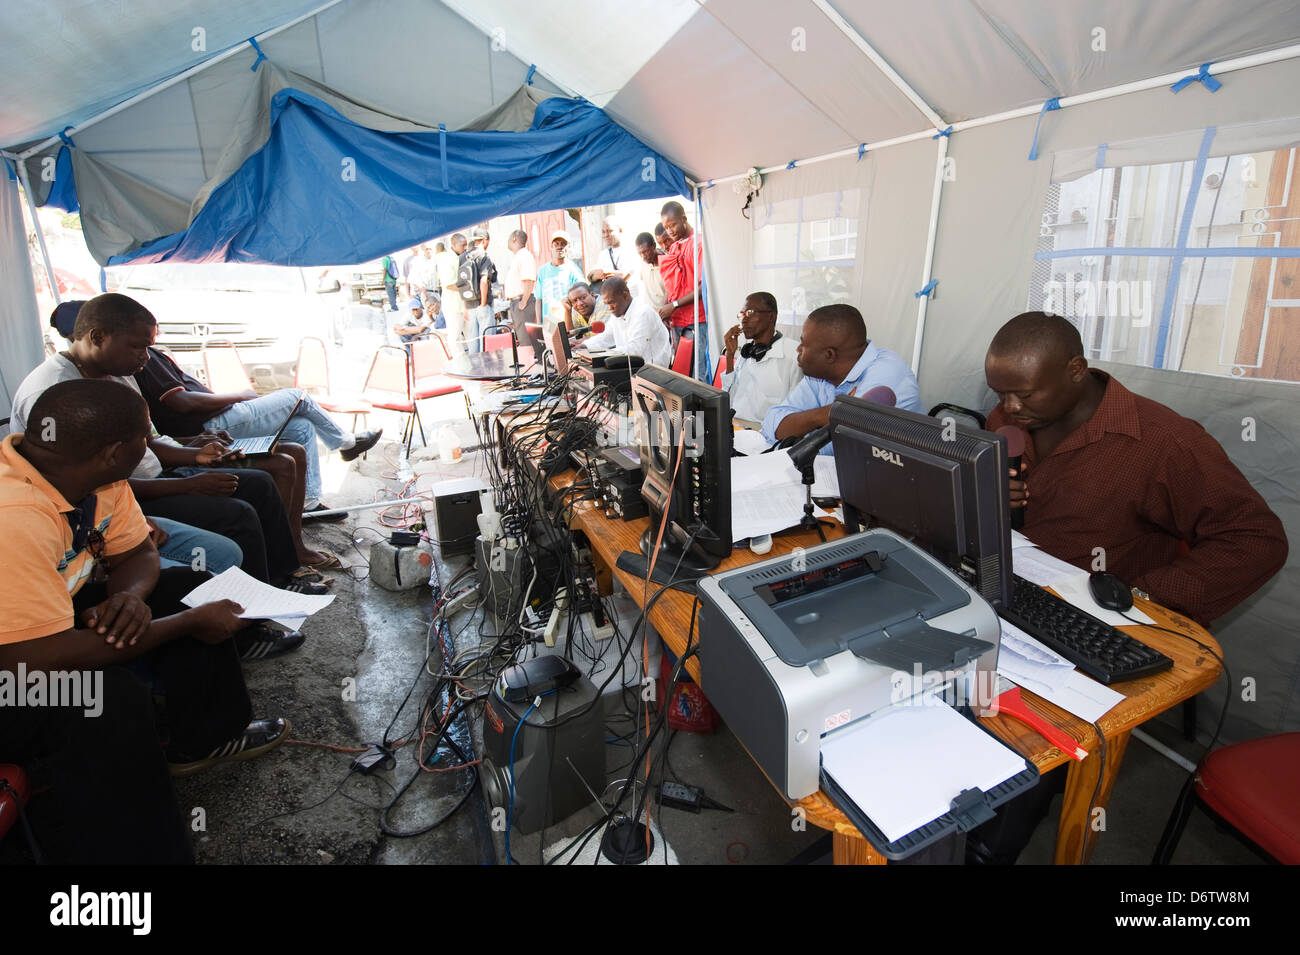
[235,623,305,661]
[283,579,332,595]
[340,430,383,462]
[168,717,291,777]
[302,502,347,523]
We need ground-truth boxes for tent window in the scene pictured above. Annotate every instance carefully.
[1029,145,1300,384]
[751,190,859,325]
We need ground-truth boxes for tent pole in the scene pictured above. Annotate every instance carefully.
[13,0,347,159]
[692,182,701,379]
[15,160,61,307]
[809,0,945,128]
[703,41,1300,186]
[911,137,948,374]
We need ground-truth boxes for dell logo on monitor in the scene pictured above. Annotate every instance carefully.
[871,446,903,467]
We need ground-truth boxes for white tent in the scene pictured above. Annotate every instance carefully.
[3,0,1299,742]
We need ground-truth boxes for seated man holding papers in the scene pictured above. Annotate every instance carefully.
[572,277,673,368]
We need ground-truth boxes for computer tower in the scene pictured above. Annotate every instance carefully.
[429,477,487,557]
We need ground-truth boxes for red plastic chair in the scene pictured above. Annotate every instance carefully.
[671,337,694,376]
[202,340,254,393]
[1154,732,1300,864]
[294,337,373,431]
[363,345,425,453]
[711,357,725,389]
[409,338,464,401]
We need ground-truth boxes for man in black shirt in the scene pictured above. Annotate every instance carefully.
[461,228,497,356]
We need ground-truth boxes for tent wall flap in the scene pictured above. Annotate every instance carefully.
[0,166,46,420]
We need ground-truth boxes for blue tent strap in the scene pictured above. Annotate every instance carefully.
[1096,143,1108,169]
[786,159,797,170]
[1171,62,1222,94]
[1027,97,1062,161]
[438,124,448,189]
[932,125,953,139]
[58,127,76,148]
[857,142,868,161]
[248,36,267,71]
[914,278,937,298]
[705,179,715,189]
[525,64,536,85]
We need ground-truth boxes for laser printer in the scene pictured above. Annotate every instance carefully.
[697,529,1038,858]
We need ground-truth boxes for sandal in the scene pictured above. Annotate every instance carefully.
[302,549,343,570]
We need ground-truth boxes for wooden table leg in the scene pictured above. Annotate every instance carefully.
[1054,729,1131,864]
[833,831,889,865]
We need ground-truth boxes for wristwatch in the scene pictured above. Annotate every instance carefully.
[670,299,679,309]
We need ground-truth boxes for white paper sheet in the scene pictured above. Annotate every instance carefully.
[731,484,809,542]
[821,702,1027,844]
[1007,668,1126,723]
[811,456,840,498]
[997,620,1077,694]
[1012,547,1084,588]
[730,449,801,491]
[182,567,335,621]
[731,428,771,457]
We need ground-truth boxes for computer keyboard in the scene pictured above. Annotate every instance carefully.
[999,575,1174,685]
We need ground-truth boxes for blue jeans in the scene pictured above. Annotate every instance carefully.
[205,388,348,504]
[385,281,398,310]
[467,304,493,355]
[152,517,243,574]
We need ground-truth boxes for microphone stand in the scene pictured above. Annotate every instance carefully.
[787,424,835,542]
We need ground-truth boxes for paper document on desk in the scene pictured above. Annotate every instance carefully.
[730,449,801,491]
[812,456,839,498]
[1004,669,1125,723]
[182,567,335,622]
[821,702,1027,844]
[732,429,771,457]
[1011,538,1154,626]
[997,620,1076,694]
[731,484,809,542]
[1012,546,1083,588]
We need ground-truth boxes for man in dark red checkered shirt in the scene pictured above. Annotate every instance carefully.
[985,312,1287,627]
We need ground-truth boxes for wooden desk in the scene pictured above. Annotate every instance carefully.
[537,466,1221,865]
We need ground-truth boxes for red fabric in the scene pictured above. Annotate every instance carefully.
[986,370,1287,626]
[1196,733,1300,864]
[671,338,693,376]
[658,232,706,329]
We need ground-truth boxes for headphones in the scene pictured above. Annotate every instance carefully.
[740,332,781,362]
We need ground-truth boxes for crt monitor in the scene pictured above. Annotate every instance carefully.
[630,364,733,573]
[547,322,573,376]
[828,395,1012,608]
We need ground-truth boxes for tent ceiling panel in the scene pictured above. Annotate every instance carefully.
[835,0,1300,123]
[0,0,327,149]
[604,12,868,181]
[701,0,932,140]
[438,0,698,107]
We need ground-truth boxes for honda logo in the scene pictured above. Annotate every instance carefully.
[193,324,210,339]
[871,446,903,467]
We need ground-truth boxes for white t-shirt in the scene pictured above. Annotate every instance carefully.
[581,299,672,367]
[505,247,538,300]
[9,354,168,478]
[596,244,643,302]
[639,260,667,309]
[720,333,803,423]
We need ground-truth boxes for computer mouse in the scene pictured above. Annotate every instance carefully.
[1089,571,1133,613]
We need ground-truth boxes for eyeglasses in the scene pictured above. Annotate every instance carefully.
[736,308,775,319]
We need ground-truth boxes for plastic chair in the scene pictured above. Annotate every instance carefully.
[362,345,425,454]
[294,337,373,432]
[712,357,725,389]
[481,323,514,352]
[671,337,693,376]
[202,340,254,393]
[409,338,464,401]
[1153,733,1300,864]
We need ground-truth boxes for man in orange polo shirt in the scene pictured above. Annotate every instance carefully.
[0,379,289,863]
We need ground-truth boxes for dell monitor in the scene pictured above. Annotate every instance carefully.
[828,395,1012,608]
[630,365,733,573]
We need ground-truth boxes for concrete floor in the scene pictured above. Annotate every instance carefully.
[171,386,1265,866]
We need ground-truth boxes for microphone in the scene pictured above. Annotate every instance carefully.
[589,320,605,334]
[788,424,833,471]
[996,425,1027,530]
[859,385,897,407]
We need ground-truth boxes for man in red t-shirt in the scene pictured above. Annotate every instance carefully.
[656,200,710,379]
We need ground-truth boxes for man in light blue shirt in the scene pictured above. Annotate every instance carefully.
[762,304,920,454]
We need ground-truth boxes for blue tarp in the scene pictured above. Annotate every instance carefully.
[106,90,688,266]
[43,145,79,214]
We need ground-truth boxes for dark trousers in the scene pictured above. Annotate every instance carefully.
[0,569,251,864]
[144,467,298,585]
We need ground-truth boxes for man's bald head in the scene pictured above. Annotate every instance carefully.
[806,304,867,348]
[26,379,149,457]
[988,312,1083,369]
[796,304,869,384]
[985,312,1094,432]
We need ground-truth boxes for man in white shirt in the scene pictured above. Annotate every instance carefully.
[504,229,540,352]
[575,277,672,367]
[635,231,668,312]
[720,292,802,424]
[588,216,643,302]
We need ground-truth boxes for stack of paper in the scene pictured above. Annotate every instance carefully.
[182,567,336,630]
[997,620,1126,722]
[730,451,809,542]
